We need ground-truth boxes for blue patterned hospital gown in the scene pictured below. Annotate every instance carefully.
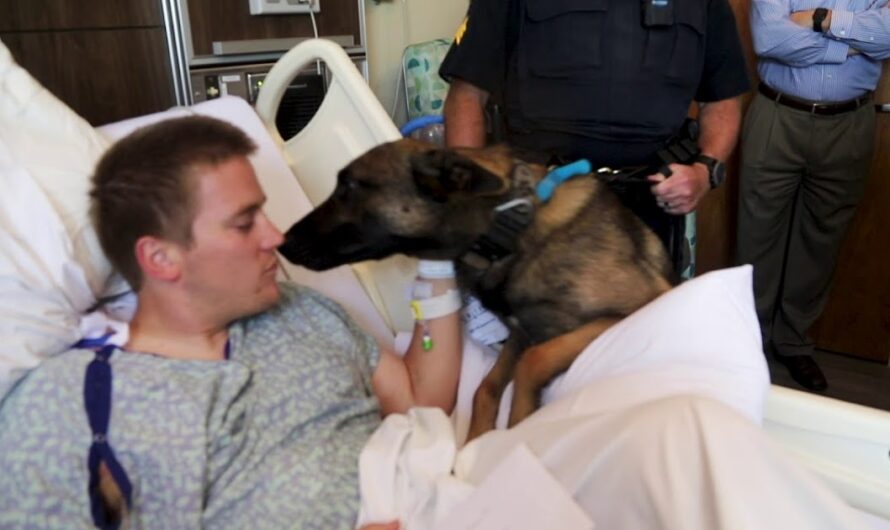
[0,283,382,529]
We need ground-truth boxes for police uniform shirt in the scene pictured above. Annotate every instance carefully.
[440,0,750,166]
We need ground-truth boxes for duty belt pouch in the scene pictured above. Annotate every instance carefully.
[642,0,673,27]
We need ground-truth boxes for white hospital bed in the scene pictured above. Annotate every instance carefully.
[250,39,890,527]
[1,37,888,527]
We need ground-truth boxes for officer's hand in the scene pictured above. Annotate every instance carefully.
[647,163,710,215]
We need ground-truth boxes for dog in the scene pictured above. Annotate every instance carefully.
[279,138,675,440]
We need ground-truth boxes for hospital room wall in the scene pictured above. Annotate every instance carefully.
[363,0,468,127]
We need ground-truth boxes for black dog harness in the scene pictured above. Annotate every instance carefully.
[458,161,540,276]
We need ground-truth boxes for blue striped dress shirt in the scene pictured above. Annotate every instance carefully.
[752,0,890,101]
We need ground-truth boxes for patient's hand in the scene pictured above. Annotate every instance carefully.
[359,522,400,530]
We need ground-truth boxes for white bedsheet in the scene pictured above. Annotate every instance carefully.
[360,400,869,530]
[359,266,869,529]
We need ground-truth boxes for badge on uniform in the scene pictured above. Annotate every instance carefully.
[454,16,468,45]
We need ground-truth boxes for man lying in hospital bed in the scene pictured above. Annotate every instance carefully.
[0,39,883,529]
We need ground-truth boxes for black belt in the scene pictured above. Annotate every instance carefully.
[759,83,871,115]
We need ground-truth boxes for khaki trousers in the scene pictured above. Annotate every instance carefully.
[736,92,875,357]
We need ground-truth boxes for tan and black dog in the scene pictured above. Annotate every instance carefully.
[280,138,675,440]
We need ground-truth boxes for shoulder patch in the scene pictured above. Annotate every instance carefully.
[454,17,468,45]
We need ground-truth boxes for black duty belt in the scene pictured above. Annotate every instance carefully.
[759,83,871,116]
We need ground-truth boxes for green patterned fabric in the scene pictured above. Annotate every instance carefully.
[403,39,452,121]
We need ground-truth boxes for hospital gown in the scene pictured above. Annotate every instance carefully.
[0,283,382,529]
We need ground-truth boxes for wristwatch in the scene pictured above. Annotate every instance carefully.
[695,154,726,189]
[813,8,828,32]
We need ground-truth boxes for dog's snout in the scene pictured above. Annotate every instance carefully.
[278,234,337,271]
[277,234,311,265]
[278,219,371,271]
[278,221,326,268]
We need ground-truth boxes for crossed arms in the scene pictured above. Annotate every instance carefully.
[752,0,890,65]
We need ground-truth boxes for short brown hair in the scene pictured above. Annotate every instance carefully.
[91,115,257,290]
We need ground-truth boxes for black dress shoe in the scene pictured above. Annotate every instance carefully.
[775,355,828,392]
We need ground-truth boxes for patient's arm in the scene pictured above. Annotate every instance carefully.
[372,277,462,416]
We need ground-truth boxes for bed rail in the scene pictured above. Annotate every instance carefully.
[764,385,890,519]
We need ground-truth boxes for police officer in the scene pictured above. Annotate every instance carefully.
[439,0,749,268]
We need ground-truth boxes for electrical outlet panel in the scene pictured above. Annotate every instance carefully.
[249,0,321,15]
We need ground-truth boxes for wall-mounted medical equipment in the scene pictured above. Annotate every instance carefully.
[162,0,367,107]
[249,0,321,15]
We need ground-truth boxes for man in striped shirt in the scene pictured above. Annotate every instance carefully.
[738,0,890,391]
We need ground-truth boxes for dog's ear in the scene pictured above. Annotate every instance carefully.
[410,149,506,202]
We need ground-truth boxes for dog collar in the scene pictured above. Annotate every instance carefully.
[460,197,533,268]
[458,161,539,275]
[536,159,592,202]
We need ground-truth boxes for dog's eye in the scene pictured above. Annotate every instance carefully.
[352,178,376,190]
[337,178,374,199]
[334,179,355,199]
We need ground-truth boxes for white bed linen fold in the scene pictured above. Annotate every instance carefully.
[359,409,473,528]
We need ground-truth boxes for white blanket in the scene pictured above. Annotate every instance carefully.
[358,266,869,529]
[360,399,868,530]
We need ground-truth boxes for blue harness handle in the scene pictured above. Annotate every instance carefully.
[536,159,593,202]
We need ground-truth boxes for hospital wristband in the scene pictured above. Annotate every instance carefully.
[417,259,456,279]
[410,289,462,321]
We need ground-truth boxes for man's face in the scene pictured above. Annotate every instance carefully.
[179,156,284,322]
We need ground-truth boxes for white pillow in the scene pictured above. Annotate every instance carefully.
[0,41,117,395]
[0,40,115,298]
[0,140,89,394]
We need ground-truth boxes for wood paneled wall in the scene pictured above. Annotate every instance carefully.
[187,0,362,56]
[0,0,175,125]
[0,0,162,31]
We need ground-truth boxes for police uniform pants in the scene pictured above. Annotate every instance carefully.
[736,92,875,358]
